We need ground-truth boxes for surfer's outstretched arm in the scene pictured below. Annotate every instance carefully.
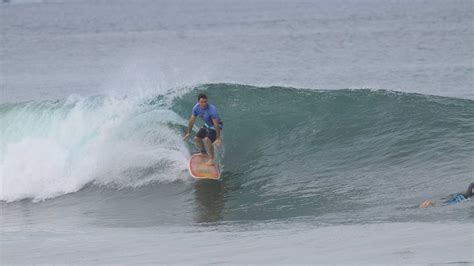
[420,182,473,208]
[183,115,197,140]
[419,200,435,208]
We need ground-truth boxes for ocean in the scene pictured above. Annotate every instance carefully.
[1,0,473,264]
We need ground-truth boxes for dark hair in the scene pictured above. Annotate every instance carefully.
[465,182,474,198]
[198,94,207,100]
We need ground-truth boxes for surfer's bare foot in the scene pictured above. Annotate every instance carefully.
[205,159,215,166]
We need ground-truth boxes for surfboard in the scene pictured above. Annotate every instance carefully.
[188,153,221,180]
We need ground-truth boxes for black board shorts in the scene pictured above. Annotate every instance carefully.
[196,124,222,143]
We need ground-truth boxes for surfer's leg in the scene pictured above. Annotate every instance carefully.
[194,136,205,153]
[204,137,214,165]
[195,127,207,153]
[204,129,217,165]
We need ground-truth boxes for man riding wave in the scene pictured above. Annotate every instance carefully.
[183,94,223,165]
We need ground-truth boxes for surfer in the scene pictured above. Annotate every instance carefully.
[183,93,223,165]
[419,182,474,208]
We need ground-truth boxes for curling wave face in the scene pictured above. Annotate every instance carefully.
[172,84,474,222]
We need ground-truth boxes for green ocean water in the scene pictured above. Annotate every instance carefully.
[2,84,472,224]
[173,84,474,222]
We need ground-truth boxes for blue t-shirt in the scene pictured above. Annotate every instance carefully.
[446,194,467,204]
[192,103,222,129]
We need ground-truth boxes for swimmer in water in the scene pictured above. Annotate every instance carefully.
[419,182,474,208]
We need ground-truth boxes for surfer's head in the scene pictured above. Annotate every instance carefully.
[465,182,474,198]
[198,94,208,109]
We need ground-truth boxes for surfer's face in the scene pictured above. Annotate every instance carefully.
[199,98,208,109]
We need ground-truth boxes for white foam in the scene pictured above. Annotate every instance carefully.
[0,94,189,202]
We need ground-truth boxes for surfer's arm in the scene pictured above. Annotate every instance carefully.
[419,200,435,208]
[187,115,197,134]
[183,115,197,140]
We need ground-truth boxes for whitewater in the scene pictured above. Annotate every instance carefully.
[1,0,473,264]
